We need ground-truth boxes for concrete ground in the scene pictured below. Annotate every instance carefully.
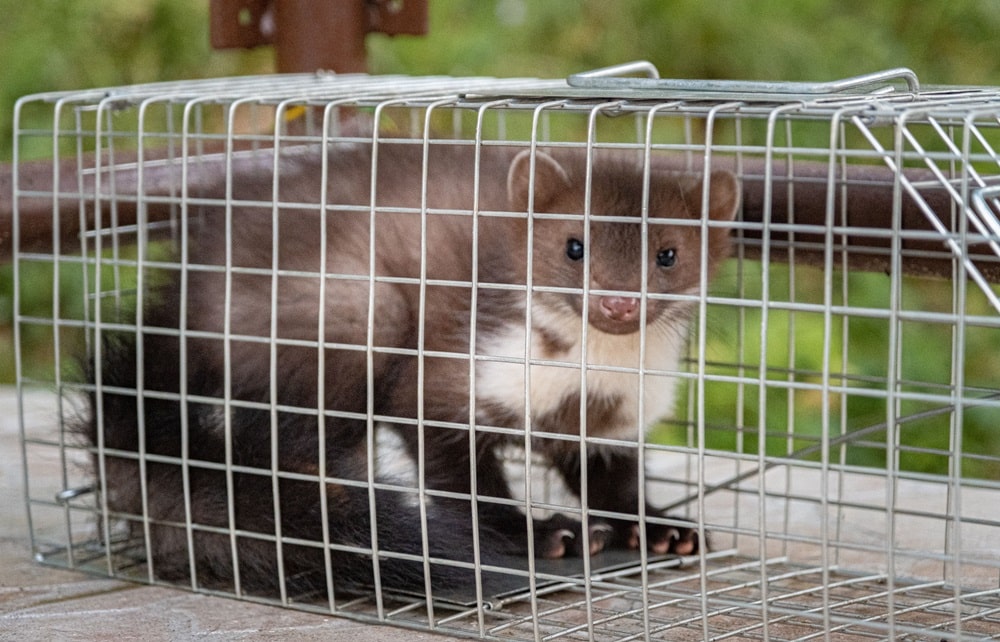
[0,387,467,642]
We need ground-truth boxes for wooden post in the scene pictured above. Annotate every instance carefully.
[208,0,429,73]
[271,0,369,73]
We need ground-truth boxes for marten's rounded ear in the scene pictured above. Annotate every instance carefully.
[681,170,740,221]
[707,170,741,221]
[507,150,571,211]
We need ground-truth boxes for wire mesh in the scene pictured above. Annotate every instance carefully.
[13,68,1000,641]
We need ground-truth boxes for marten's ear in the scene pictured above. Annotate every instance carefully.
[681,170,741,221]
[707,170,741,221]
[507,150,571,211]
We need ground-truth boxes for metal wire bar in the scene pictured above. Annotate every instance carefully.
[14,68,1000,641]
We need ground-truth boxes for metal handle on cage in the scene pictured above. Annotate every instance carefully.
[568,60,920,96]
[972,185,1000,241]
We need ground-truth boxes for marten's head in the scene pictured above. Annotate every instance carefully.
[506,149,739,336]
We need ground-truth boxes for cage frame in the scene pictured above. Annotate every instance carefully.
[13,63,1000,641]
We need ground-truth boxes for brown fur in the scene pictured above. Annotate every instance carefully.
[82,141,739,596]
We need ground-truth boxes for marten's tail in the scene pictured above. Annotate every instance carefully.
[77,316,517,599]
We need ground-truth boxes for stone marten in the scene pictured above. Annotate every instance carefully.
[81,141,739,598]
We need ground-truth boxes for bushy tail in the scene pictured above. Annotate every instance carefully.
[78,308,517,600]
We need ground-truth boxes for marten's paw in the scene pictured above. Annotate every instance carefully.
[625,518,703,556]
[531,514,703,559]
[534,514,615,559]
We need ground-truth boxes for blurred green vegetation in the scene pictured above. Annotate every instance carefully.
[3,0,1000,477]
[4,0,1000,160]
[654,262,1000,479]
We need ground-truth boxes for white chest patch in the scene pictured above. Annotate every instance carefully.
[475,303,689,439]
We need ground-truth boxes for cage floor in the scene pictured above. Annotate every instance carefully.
[28,543,1000,641]
[10,388,1000,641]
[470,559,1000,642]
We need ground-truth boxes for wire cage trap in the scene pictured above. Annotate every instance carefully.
[12,63,1000,640]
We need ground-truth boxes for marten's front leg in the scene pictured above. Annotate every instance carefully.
[549,445,701,558]
[396,426,626,560]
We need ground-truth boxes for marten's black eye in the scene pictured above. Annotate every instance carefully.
[566,238,585,261]
[657,248,677,268]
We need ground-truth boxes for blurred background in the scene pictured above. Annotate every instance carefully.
[3,0,999,475]
[4,0,1000,164]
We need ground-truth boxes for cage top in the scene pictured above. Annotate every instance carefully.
[16,61,1000,117]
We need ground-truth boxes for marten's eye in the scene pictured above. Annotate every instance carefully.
[566,238,585,261]
[657,248,677,268]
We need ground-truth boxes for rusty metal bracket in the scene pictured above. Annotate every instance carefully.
[209,0,428,72]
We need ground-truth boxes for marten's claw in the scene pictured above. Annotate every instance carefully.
[625,519,703,556]
[536,526,575,559]
[534,514,617,558]
[583,521,614,556]
[544,528,576,559]
[532,513,577,559]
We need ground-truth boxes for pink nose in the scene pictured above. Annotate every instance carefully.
[599,296,640,322]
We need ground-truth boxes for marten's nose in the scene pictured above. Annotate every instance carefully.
[599,296,640,322]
